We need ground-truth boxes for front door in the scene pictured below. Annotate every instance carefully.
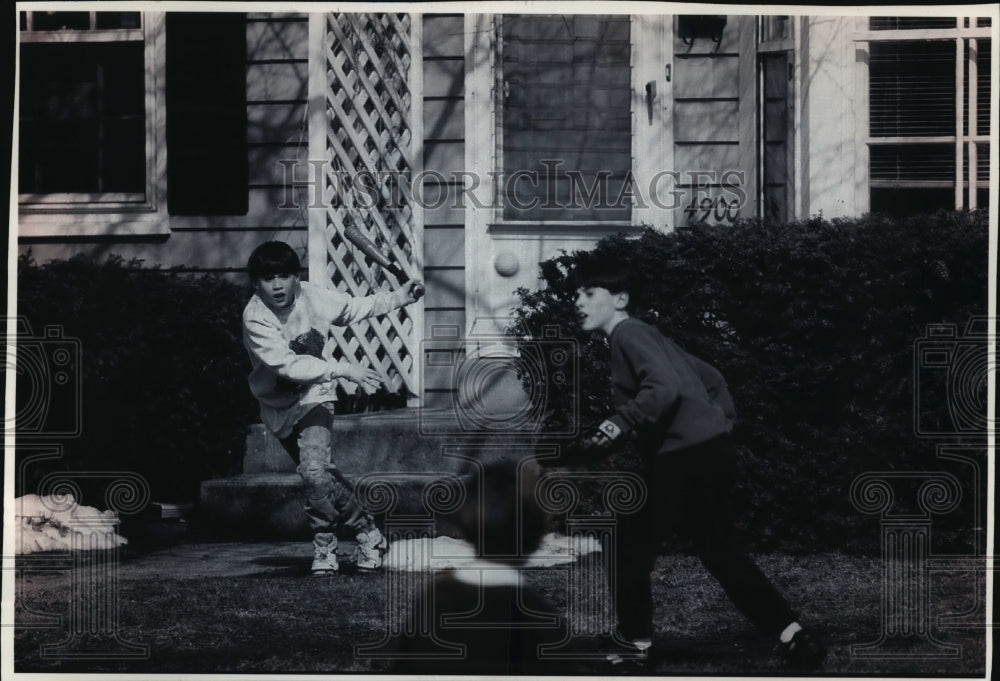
[466,13,756,326]
[465,14,672,327]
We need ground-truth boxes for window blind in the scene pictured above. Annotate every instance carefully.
[869,41,955,138]
[867,17,992,213]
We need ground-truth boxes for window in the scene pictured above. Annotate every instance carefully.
[497,15,632,223]
[18,11,156,211]
[757,16,794,223]
[864,17,991,216]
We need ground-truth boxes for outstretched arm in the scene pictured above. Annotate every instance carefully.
[244,316,385,391]
[326,281,423,326]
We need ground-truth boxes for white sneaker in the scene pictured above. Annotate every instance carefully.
[605,636,651,667]
[311,533,339,575]
[355,528,388,571]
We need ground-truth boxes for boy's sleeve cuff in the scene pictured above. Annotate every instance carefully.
[597,418,625,441]
[393,287,409,308]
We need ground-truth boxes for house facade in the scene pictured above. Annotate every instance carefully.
[15,8,995,408]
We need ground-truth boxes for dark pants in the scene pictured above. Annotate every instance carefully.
[279,403,372,536]
[611,434,797,640]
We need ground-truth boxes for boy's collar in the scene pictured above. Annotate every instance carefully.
[605,313,631,336]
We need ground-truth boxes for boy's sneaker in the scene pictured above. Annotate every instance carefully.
[311,533,339,575]
[778,627,827,669]
[604,635,651,670]
[355,528,388,571]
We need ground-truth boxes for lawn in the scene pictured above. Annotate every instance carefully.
[14,550,986,676]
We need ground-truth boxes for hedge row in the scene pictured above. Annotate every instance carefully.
[510,211,989,554]
[14,254,402,504]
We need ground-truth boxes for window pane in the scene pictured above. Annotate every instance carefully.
[501,15,631,221]
[869,17,957,30]
[31,12,91,31]
[104,118,147,191]
[969,142,989,186]
[963,39,991,137]
[976,143,989,182]
[759,16,789,43]
[761,52,790,223]
[975,39,991,136]
[19,42,146,194]
[870,41,955,137]
[95,12,141,30]
[871,187,954,217]
[870,144,955,183]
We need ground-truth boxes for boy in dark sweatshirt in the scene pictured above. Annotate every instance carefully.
[572,257,826,670]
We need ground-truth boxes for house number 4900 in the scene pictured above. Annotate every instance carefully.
[684,196,741,224]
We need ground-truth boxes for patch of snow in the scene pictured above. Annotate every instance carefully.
[385,532,601,572]
[14,494,128,555]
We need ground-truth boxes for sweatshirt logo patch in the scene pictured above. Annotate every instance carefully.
[274,328,326,394]
[289,329,325,359]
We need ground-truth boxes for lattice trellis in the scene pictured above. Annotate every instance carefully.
[311,13,420,397]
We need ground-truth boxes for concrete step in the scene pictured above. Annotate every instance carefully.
[200,408,542,539]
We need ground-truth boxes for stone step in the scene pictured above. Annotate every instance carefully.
[200,472,449,540]
[200,408,543,539]
[242,408,540,475]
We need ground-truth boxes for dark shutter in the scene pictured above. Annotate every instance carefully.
[166,13,248,215]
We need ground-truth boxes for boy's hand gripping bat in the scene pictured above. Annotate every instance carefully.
[343,226,425,300]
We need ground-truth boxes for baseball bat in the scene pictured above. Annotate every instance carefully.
[343,225,424,299]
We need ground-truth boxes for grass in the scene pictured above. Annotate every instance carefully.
[14,551,987,676]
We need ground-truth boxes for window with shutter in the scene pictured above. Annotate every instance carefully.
[865,16,991,216]
[18,11,155,210]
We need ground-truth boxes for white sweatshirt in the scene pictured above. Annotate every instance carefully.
[242,281,404,438]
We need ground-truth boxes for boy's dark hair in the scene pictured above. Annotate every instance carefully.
[568,254,635,309]
[247,241,301,281]
[454,458,549,561]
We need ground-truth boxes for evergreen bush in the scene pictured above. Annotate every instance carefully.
[511,210,989,554]
[14,253,403,506]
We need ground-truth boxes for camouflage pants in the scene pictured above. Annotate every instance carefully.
[280,404,374,536]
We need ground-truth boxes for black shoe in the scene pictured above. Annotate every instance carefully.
[779,628,827,669]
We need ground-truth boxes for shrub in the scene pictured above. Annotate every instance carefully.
[14,254,257,504]
[14,253,404,506]
[511,210,989,554]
